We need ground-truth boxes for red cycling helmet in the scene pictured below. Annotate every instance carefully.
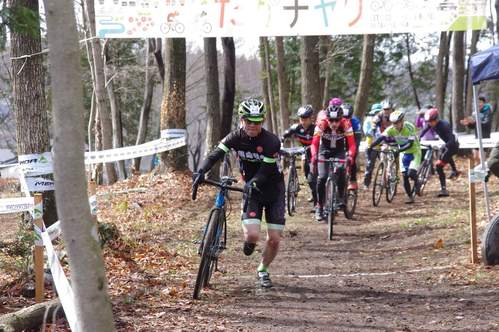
[424,108,439,121]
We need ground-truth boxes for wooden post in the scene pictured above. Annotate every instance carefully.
[33,193,44,302]
[468,157,478,264]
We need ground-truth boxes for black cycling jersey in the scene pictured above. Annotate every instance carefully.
[282,123,315,146]
[199,128,284,200]
[420,120,457,148]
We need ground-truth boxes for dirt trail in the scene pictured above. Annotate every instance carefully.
[178,172,499,332]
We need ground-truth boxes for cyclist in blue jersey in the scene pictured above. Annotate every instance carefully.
[363,103,383,189]
[193,98,284,288]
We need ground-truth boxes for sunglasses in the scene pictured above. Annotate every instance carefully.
[329,118,341,123]
[243,118,264,125]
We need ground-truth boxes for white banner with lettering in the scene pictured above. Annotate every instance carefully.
[95,0,487,38]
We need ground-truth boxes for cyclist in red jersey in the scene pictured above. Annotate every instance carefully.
[311,105,357,221]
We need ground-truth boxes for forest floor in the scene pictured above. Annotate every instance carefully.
[1,157,499,331]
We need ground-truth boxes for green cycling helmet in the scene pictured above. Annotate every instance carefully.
[368,103,382,116]
[238,98,266,121]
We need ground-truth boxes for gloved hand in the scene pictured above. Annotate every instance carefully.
[367,146,373,156]
[192,170,205,187]
[244,178,259,195]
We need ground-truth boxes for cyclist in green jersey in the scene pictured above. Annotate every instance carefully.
[368,110,422,204]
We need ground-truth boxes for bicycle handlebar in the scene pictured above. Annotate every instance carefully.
[192,177,244,201]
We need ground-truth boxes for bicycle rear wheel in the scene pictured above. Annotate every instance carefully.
[372,162,385,207]
[287,168,297,216]
[386,161,398,203]
[193,208,221,299]
[326,179,336,240]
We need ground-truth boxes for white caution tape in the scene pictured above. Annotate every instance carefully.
[0,197,34,214]
[40,230,78,331]
[84,136,185,164]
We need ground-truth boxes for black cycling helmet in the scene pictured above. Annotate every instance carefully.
[297,105,314,118]
[326,105,343,120]
[341,103,353,118]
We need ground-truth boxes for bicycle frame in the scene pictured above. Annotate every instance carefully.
[326,158,348,209]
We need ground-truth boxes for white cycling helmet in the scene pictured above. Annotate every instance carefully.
[389,110,404,123]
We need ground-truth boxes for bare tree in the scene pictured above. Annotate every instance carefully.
[8,0,57,225]
[451,31,465,132]
[160,38,188,171]
[44,0,115,329]
[320,36,332,109]
[465,30,480,116]
[275,36,290,131]
[300,36,321,112]
[353,34,376,120]
[103,41,126,179]
[435,32,450,114]
[259,37,273,133]
[204,37,221,179]
[405,33,421,110]
[134,39,156,172]
[264,37,279,133]
[220,37,236,138]
[84,0,117,184]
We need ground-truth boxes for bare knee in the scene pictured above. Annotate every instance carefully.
[266,232,281,249]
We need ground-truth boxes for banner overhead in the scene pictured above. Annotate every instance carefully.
[95,0,487,38]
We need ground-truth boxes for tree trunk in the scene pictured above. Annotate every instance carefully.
[133,39,155,172]
[204,37,221,179]
[405,33,421,110]
[465,30,480,116]
[160,38,188,171]
[9,0,57,226]
[300,36,322,112]
[259,37,273,133]
[103,41,126,179]
[220,37,236,138]
[443,32,453,121]
[44,0,116,329]
[353,34,376,120]
[275,36,290,131]
[321,37,332,109]
[264,37,279,134]
[451,31,466,132]
[319,36,330,108]
[84,0,117,184]
[435,32,448,113]
[152,38,165,84]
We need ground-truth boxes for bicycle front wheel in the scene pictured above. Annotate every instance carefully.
[287,168,297,216]
[386,161,398,203]
[416,161,431,196]
[193,208,222,299]
[372,162,385,207]
[326,179,336,240]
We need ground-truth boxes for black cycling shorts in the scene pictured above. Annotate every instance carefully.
[439,143,459,164]
[241,181,285,231]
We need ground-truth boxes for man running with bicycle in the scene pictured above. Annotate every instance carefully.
[311,98,357,221]
[419,107,459,197]
[281,105,317,207]
[369,110,421,204]
[192,98,284,288]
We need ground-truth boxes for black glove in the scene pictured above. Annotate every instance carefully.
[244,178,259,195]
[192,170,205,187]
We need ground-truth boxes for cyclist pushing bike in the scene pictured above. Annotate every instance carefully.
[369,110,421,204]
[311,98,357,222]
[281,105,317,206]
[419,107,459,197]
[192,98,284,288]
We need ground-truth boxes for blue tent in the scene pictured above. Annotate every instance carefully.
[470,44,499,85]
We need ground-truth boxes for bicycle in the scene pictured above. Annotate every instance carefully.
[280,146,305,216]
[372,144,399,206]
[413,144,434,197]
[191,176,243,300]
[323,157,352,240]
